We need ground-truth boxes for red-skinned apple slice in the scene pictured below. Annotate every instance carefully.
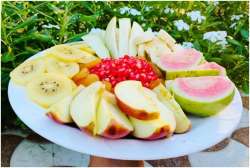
[129,87,176,140]
[114,80,160,120]
[70,81,104,134]
[96,91,133,139]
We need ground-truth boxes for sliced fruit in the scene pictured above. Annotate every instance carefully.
[46,85,84,124]
[118,18,131,57]
[82,58,101,69]
[166,69,220,80]
[129,21,144,56]
[70,81,105,134]
[144,37,171,64]
[96,91,133,139]
[171,76,235,117]
[76,74,100,86]
[77,51,99,64]
[137,44,146,58]
[153,84,191,133]
[26,73,73,108]
[114,80,160,120]
[82,34,110,58]
[72,68,89,82]
[130,87,176,140]
[134,31,154,45]
[46,44,86,62]
[69,42,96,55]
[45,57,79,78]
[10,58,46,85]
[157,29,176,51]
[157,48,203,71]
[197,62,226,75]
[105,17,118,58]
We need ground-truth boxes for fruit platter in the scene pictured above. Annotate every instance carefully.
[8,17,242,160]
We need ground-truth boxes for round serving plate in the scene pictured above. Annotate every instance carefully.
[8,44,243,160]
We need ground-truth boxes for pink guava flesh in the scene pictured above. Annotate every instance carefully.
[176,76,234,98]
[197,62,226,75]
[160,48,202,70]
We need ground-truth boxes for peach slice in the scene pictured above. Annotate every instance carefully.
[96,91,133,139]
[114,80,160,120]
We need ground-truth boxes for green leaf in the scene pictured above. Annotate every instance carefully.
[240,29,249,41]
[13,15,38,31]
[242,80,249,94]
[227,38,244,47]
[1,53,15,63]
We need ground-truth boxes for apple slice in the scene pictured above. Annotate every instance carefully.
[105,17,118,58]
[118,18,131,57]
[137,44,146,58]
[96,91,133,139]
[46,85,84,124]
[114,80,160,120]
[134,31,155,45]
[153,83,191,133]
[128,21,144,56]
[82,34,110,58]
[70,81,104,134]
[130,87,176,140]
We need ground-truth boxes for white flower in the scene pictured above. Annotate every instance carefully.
[231,14,243,21]
[145,6,153,12]
[174,20,190,31]
[230,22,237,29]
[42,24,60,29]
[119,7,130,14]
[119,7,141,16]
[164,7,174,14]
[129,8,141,16]
[203,31,228,47]
[187,10,206,23]
[182,42,193,48]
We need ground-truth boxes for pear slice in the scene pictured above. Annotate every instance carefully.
[129,87,176,140]
[82,34,110,58]
[105,17,118,58]
[114,80,160,120]
[118,18,131,57]
[157,29,176,51]
[134,31,155,45]
[153,83,191,133]
[70,81,104,134]
[46,85,84,124]
[129,21,144,56]
[96,91,133,139]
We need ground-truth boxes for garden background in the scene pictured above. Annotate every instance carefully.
[1,1,249,131]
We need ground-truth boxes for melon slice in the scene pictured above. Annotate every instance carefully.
[197,62,226,75]
[171,76,235,117]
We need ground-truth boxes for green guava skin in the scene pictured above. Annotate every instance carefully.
[166,69,220,80]
[171,88,235,117]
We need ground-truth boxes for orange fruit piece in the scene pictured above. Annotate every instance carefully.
[83,59,101,69]
[77,74,100,86]
[72,68,89,82]
[102,81,112,92]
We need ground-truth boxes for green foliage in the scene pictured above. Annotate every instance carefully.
[1,1,249,131]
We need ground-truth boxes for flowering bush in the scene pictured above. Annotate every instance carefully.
[1,1,249,130]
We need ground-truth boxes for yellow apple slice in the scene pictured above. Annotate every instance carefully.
[129,21,144,56]
[70,81,104,134]
[129,88,176,140]
[118,18,131,57]
[46,85,84,124]
[153,83,191,133]
[114,80,160,120]
[96,91,133,139]
[105,17,118,58]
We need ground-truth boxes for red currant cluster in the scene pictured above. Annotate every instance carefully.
[90,55,159,88]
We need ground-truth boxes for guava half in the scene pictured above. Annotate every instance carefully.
[171,76,235,117]
[197,62,227,75]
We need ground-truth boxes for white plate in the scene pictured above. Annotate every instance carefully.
[8,48,243,160]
